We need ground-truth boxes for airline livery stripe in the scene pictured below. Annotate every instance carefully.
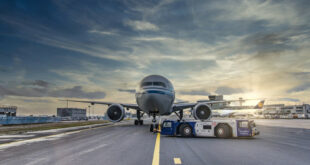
[144,90,174,96]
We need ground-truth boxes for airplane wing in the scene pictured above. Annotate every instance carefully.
[172,100,233,112]
[60,100,140,110]
[172,100,265,112]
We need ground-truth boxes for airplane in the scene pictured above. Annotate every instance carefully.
[64,75,251,131]
[219,100,265,110]
[214,100,265,118]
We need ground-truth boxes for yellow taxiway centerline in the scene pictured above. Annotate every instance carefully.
[152,124,161,165]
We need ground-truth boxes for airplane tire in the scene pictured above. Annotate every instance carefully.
[139,120,143,125]
[179,124,193,137]
[215,124,230,138]
[134,120,139,125]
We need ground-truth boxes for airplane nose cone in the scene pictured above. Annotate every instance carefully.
[144,94,160,113]
[136,89,174,115]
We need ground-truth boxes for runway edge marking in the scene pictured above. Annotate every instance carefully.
[152,124,161,165]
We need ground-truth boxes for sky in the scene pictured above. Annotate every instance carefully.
[0,0,310,115]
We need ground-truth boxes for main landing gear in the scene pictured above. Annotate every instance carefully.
[134,110,144,125]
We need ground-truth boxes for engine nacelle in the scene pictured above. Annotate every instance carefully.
[106,104,125,122]
[193,103,212,121]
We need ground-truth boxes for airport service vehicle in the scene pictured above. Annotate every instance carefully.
[160,119,259,138]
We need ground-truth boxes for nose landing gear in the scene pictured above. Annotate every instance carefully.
[150,114,159,132]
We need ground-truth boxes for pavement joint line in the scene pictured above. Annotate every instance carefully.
[0,122,114,147]
[173,158,182,164]
[152,120,161,165]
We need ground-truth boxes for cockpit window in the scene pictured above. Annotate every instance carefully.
[141,82,152,87]
[153,82,166,88]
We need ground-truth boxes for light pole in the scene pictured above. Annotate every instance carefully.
[92,106,95,117]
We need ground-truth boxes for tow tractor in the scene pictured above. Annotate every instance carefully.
[160,119,259,138]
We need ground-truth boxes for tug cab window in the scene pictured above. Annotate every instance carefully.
[163,122,172,128]
[239,121,249,128]
[203,125,212,129]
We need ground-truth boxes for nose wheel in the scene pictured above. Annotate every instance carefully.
[150,123,159,132]
[150,114,159,132]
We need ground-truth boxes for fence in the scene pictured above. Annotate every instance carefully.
[0,116,61,125]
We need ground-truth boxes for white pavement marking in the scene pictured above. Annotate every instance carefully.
[0,130,81,151]
[76,143,107,156]
[25,157,47,165]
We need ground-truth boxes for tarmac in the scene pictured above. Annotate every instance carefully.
[0,119,310,165]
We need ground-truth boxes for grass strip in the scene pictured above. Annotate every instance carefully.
[0,120,109,135]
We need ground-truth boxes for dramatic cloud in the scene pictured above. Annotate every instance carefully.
[125,20,159,31]
[118,89,136,94]
[179,90,210,96]
[215,86,246,95]
[0,66,8,72]
[22,80,49,88]
[287,83,310,93]
[0,81,106,99]
[88,29,117,36]
[278,98,300,102]
[49,86,106,99]
[0,0,310,114]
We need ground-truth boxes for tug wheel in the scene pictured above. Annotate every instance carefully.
[179,124,193,137]
[215,124,230,138]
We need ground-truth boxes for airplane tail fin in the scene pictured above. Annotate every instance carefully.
[254,100,265,109]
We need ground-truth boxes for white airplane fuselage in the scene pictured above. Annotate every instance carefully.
[135,75,175,116]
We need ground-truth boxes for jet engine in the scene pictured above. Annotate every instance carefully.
[193,103,212,121]
[106,104,125,122]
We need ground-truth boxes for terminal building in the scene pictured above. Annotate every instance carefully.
[263,104,310,119]
[0,106,17,116]
[57,108,87,120]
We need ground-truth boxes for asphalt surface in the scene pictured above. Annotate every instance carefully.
[0,120,310,165]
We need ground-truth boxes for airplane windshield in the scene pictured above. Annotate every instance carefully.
[141,82,166,88]
[153,82,166,88]
[141,82,152,87]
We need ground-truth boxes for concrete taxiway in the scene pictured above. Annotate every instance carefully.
[0,119,310,165]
